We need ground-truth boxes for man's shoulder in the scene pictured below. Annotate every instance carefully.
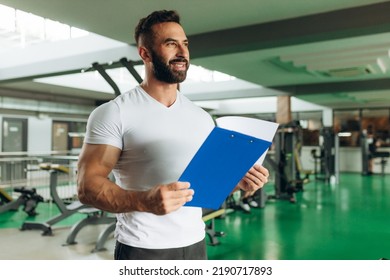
[113,86,141,101]
[179,94,209,114]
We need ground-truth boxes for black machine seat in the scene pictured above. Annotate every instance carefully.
[372,151,390,158]
[372,151,390,175]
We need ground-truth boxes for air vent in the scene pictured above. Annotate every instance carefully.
[325,67,372,78]
[268,57,379,78]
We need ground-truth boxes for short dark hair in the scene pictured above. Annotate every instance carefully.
[134,10,181,49]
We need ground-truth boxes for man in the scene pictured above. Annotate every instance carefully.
[77,10,269,260]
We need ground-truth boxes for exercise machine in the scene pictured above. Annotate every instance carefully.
[63,172,119,252]
[0,187,43,216]
[20,164,89,235]
[294,141,314,184]
[63,208,116,252]
[311,127,335,182]
[202,208,226,246]
[92,221,116,252]
[266,124,296,202]
[0,188,12,205]
[266,122,311,203]
[361,131,389,175]
[82,58,143,98]
[224,187,267,213]
[64,207,227,251]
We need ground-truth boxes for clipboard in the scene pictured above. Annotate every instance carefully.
[180,126,272,209]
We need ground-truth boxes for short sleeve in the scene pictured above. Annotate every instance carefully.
[84,101,123,150]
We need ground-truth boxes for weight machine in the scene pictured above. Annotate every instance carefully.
[266,121,309,203]
[311,127,336,183]
[20,164,88,235]
[83,58,143,97]
[361,131,389,176]
[0,187,43,217]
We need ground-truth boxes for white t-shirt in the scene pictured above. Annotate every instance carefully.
[84,86,215,249]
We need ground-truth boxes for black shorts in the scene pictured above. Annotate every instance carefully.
[114,238,207,260]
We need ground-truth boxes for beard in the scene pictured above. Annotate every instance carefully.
[150,49,189,84]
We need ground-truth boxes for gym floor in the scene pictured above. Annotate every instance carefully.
[0,172,389,260]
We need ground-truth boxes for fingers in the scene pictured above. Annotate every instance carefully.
[165,182,194,203]
[146,182,194,215]
[252,164,269,178]
[240,165,269,192]
[167,181,190,191]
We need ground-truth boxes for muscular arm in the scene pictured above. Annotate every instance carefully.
[77,143,194,215]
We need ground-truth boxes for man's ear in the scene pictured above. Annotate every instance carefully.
[139,46,151,62]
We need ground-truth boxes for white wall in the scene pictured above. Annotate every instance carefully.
[300,146,389,174]
[0,115,51,155]
[301,146,362,173]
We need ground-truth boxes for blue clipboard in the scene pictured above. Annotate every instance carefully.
[179,126,272,210]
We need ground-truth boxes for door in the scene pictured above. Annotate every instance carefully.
[2,118,27,152]
[52,122,69,152]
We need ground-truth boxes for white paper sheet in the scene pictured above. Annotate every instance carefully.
[215,116,279,165]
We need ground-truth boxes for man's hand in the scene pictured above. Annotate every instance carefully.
[139,182,194,215]
[234,164,269,196]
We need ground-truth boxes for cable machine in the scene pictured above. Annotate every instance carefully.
[266,121,304,203]
[311,127,335,183]
[82,58,143,97]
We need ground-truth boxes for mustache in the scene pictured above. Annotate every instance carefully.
[169,58,189,64]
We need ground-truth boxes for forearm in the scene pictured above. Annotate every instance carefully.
[76,143,193,215]
[77,175,146,213]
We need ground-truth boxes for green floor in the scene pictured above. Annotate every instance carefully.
[1,173,389,260]
[207,173,390,260]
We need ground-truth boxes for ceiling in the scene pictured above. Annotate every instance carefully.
[1,0,390,111]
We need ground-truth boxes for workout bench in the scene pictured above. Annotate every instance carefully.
[20,164,89,235]
[64,207,116,253]
[62,207,226,252]
[202,208,226,246]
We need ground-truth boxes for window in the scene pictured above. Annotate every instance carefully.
[0,4,89,51]
[2,118,27,152]
[333,110,361,147]
[292,111,322,146]
[361,108,389,147]
[52,121,86,152]
[334,108,390,147]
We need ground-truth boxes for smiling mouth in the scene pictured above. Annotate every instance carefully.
[170,58,188,69]
[171,62,187,71]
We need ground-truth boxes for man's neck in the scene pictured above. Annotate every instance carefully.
[140,79,178,107]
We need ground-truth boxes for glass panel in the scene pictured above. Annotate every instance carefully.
[334,110,361,147]
[292,111,322,146]
[362,108,389,147]
[0,4,15,31]
[69,122,86,149]
[2,118,27,152]
[0,4,89,51]
[44,19,70,41]
[52,122,69,152]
